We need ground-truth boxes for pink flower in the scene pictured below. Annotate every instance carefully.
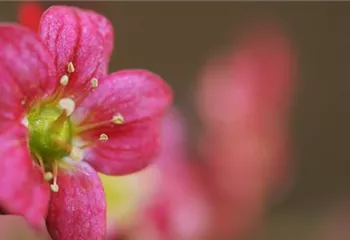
[129,109,209,240]
[0,216,37,240]
[0,215,50,240]
[0,5,172,240]
[195,21,296,238]
[105,109,209,240]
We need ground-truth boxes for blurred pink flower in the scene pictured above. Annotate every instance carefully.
[137,109,209,240]
[0,215,51,240]
[107,108,209,240]
[18,1,44,32]
[195,21,297,239]
[0,5,172,240]
[315,197,350,240]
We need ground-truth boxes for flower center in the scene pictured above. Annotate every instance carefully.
[22,62,126,192]
[27,101,73,164]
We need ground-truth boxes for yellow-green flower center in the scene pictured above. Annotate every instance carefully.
[27,102,73,165]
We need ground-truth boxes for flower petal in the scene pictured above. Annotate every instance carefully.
[196,21,295,130]
[154,108,188,172]
[46,162,106,240]
[229,21,296,113]
[75,69,172,132]
[195,21,296,238]
[84,118,162,175]
[75,70,171,175]
[0,123,50,227]
[83,8,114,75]
[39,6,114,95]
[0,24,56,122]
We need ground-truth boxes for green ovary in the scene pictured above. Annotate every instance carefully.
[27,103,73,164]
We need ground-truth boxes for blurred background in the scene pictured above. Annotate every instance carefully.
[1,1,350,240]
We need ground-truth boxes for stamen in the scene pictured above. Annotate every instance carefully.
[33,151,45,174]
[75,134,109,150]
[69,146,84,161]
[71,77,99,108]
[48,75,68,103]
[112,113,124,124]
[60,75,69,86]
[91,78,98,88]
[76,113,125,133]
[44,172,53,181]
[21,98,26,105]
[50,63,74,104]
[77,142,93,149]
[99,133,109,141]
[58,98,76,116]
[50,162,59,192]
[67,62,75,73]
[50,184,59,192]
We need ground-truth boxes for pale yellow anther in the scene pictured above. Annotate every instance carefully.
[44,172,53,181]
[68,62,75,73]
[99,133,109,141]
[70,146,84,161]
[112,113,124,124]
[60,75,69,86]
[50,184,59,192]
[21,99,26,105]
[58,98,76,116]
[91,78,98,88]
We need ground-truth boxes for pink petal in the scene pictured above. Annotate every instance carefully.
[39,6,114,95]
[234,21,296,110]
[117,109,209,239]
[76,69,172,133]
[84,118,162,175]
[154,108,188,172]
[0,123,50,227]
[195,21,296,237]
[0,24,56,122]
[83,9,114,75]
[76,70,172,175]
[196,21,296,192]
[46,162,106,240]
[196,21,295,130]
[147,111,209,239]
